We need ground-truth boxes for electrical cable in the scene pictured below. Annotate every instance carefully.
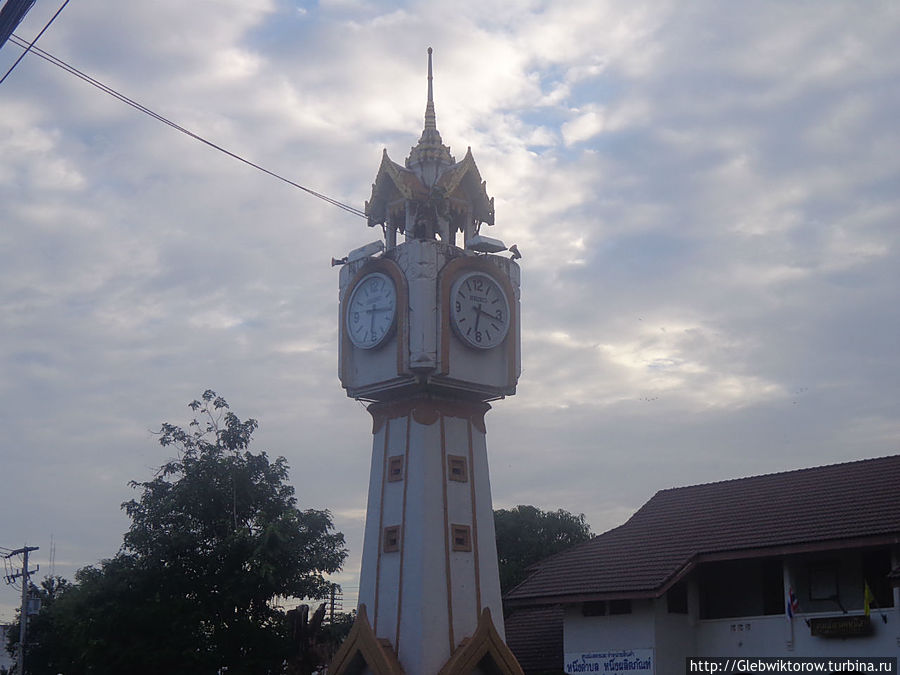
[6,34,368,219]
[0,0,69,85]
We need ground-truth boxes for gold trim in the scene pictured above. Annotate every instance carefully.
[369,395,490,431]
[467,418,482,613]
[440,412,455,653]
[373,418,391,632]
[412,403,441,426]
[329,604,405,675]
[437,608,524,675]
[394,413,411,655]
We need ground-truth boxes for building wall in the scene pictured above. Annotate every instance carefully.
[560,548,900,674]
[563,600,656,673]
[653,595,696,675]
[695,610,899,657]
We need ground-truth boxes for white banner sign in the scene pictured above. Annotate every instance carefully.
[564,649,654,674]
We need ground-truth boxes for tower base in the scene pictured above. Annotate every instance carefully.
[330,605,523,675]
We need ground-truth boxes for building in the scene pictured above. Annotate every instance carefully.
[505,455,900,673]
[329,48,523,675]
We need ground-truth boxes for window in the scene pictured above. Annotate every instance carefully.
[609,599,632,615]
[582,601,606,617]
[448,455,468,482]
[387,456,404,482]
[808,561,839,602]
[451,524,472,552]
[862,548,894,609]
[699,558,784,619]
[667,581,688,614]
[761,559,784,615]
[383,526,401,553]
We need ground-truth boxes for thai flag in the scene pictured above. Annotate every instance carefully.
[787,586,800,618]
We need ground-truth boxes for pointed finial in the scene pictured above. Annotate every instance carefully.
[406,47,454,174]
[424,47,436,131]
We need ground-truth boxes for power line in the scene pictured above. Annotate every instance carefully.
[0,0,69,85]
[6,34,367,219]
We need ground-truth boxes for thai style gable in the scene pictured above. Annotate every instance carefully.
[329,604,405,675]
[438,608,524,675]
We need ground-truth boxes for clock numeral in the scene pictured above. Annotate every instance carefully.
[455,301,461,313]
[475,331,482,343]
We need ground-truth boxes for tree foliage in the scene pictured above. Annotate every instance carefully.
[494,505,592,595]
[10,390,347,675]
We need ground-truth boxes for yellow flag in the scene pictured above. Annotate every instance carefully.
[864,582,875,617]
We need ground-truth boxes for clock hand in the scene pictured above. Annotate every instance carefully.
[477,307,503,323]
[474,304,482,332]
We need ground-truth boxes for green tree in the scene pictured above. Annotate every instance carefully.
[11,390,347,675]
[494,505,592,595]
[4,576,71,674]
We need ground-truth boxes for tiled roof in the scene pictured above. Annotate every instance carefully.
[506,455,900,604]
[504,605,564,674]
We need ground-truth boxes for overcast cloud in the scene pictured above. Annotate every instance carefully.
[2,0,899,619]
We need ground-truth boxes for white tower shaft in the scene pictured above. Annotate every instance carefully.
[358,396,504,674]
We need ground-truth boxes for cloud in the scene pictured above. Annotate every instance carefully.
[2,0,900,621]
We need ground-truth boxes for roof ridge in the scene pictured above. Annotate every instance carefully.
[656,453,900,494]
[505,453,900,603]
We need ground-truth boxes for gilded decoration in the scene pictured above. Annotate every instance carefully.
[369,396,490,434]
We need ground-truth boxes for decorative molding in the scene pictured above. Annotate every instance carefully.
[329,604,405,675]
[368,395,491,433]
[451,524,472,552]
[448,455,468,483]
[387,456,404,482]
[412,403,441,426]
[437,608,524,675]
[383,526,401,553]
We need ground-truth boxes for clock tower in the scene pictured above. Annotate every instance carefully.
[330,49,523,675]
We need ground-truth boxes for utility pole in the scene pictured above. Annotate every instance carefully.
[5,546,39,675]
[329,584,336,624]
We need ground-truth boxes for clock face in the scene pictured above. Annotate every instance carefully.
[450,271,510,349]
[346,272,397,349]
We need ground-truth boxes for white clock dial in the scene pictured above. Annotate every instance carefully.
[450,271,510,349]
[346,272,397,349]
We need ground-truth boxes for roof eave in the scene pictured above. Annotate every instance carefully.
[505,531,900,607]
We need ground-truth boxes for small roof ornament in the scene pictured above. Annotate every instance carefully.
[405,47,455,182]
[364,48,494,248]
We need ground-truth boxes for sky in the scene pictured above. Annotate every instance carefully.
[2,0,899,621]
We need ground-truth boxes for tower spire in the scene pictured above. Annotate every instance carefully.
[424,46,436,131]
[406,47,454,180]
